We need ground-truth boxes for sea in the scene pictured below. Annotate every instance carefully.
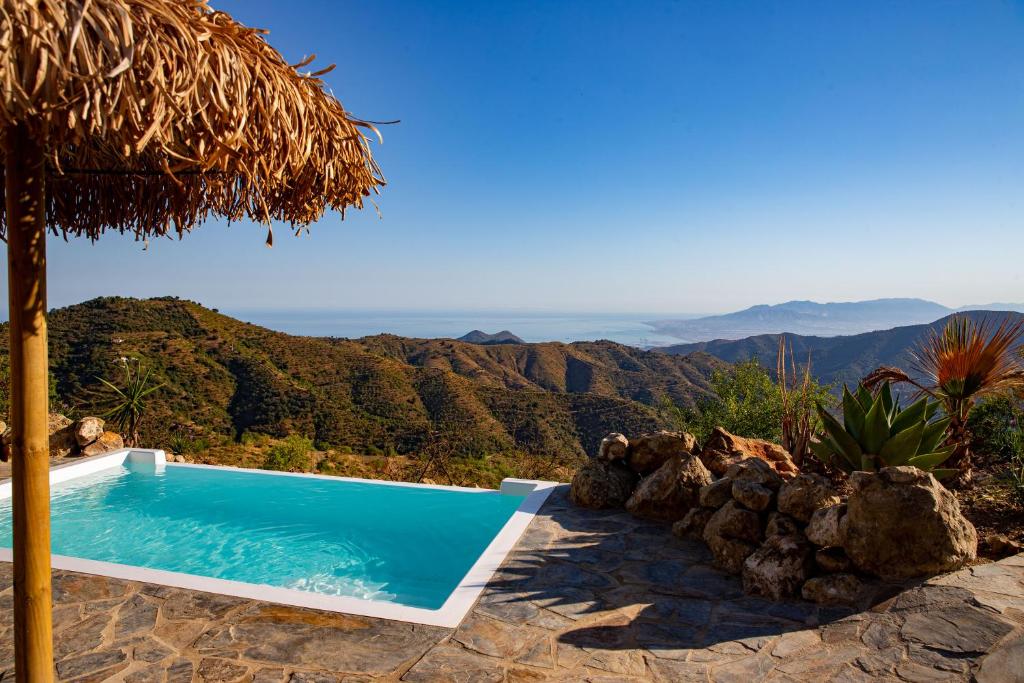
[222,310,694,348]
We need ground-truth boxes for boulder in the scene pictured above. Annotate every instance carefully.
[982,533,1024,559]
[672,507,715,540]
[74,417,106,447]
[726,457,784,490]
[627,431,697,474]
[81,431,125,458]
[801,574,862,607]
[626,454,713,522]
[598,433,629,463]
[49,413,72,433]
[48,413,76,458]
[815,546,852,573]
[777,473,841,523]
[806,503,847,548]
[703,500,763,574]
[742,532,815,600]
[699,477,733,509]
[570,460,638,509]
[732,480,774,511]
[765,512,802,538]
[700,427,799,478]
[842,467,977,579]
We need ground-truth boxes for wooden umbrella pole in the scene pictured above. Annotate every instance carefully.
[4,124,55,682]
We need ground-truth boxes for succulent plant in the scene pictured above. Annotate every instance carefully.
[810,381,956,478]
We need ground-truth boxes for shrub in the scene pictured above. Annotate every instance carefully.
[968,395,1024,463]
[263,434,313,472]
[662,358,831,445]
[811,382,955,477]
[169,434,209,455]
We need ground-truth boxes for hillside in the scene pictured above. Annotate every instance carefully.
[649,298,955,341]
[658,310,1024,388]
[0,297,720,463]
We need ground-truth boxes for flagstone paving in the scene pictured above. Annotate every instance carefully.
[0,484,1021,681]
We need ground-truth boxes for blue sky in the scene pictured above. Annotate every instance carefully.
[7,0,1024,314]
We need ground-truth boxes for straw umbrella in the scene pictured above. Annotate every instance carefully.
[1,1,385,679]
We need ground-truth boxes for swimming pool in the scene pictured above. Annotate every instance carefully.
[0,450,555,626]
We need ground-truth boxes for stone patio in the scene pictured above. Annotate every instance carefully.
[0,484,1022,682]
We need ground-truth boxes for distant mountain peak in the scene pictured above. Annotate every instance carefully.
[650,298,955,342]
[457,330,525,345]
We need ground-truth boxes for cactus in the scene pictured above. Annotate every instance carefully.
[810,381,955,478]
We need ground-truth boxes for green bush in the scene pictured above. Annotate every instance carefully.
[661,359,830,444]
[263,434,313,472]
[169,435,209,455]
[968,395,1024,463]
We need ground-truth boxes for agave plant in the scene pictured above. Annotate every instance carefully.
[811,381,956,478]
[863,315,1024,483]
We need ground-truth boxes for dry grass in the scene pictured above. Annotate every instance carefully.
[1,0,384,241]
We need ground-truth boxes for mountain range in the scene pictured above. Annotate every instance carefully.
[649,298,1024,342]
[658,310,1024,389]
[0,297,719,461]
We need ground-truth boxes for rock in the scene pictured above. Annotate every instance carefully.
[706,536,758,575]
[731,480,774,511]
[743,533,814,600]
[815,546,852,573]
[700,427,799,478]
[672,507,715,540]
[598,433,629,462]
[174,454,187,463]
[703,500,763,574]
[725,457,784,491]
[49,413,73,433]
[765,512,802,538]
[806,503,847,548]
[570,460,638,509]
[74,417,106,446]
[626,454,713,522]
[48,413,77,457]
[627,430,697,474]
[982,533,1024,559]
[801,574,862,606]
[843,467,977,579]
[976,635,1024,683]
[699,477,733,508]
[81,431,125,457]
[777,473,841,522]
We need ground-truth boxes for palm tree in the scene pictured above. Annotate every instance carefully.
[863,315,1024,485]
[96,358,165,447]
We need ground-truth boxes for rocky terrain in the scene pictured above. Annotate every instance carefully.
[571,428,983,607]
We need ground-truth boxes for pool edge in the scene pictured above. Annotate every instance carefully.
[0,449,558,628]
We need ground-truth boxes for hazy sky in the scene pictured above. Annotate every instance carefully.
[5,0,1024,315]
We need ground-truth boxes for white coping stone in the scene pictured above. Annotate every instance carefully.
[0,449,557,628]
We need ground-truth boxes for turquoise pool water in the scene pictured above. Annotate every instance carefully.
[0,464,526,609]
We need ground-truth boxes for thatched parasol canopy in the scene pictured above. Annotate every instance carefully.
[1,0,385,242]
[1,2,386,680]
